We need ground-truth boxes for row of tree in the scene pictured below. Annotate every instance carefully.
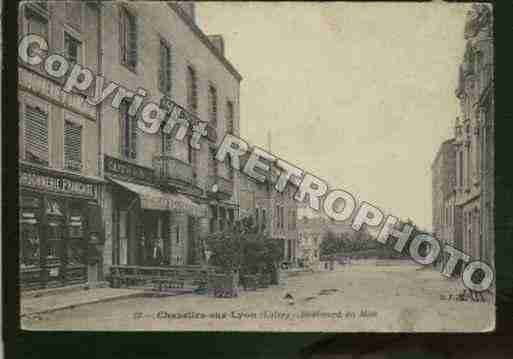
[319,219,428,259]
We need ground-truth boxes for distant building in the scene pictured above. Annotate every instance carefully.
[239,162,299,266]
[432,139,461,268]
[296,206,353,267]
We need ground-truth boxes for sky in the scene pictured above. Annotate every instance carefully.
[197,2,471,231]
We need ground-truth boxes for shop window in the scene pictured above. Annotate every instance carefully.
[20,212,40,267]
[64,120,83,172]
[64,32,82,65]
[24,104,49,166]
[119,6,138,70]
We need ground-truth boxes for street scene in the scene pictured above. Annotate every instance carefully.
[22,260,493,331]
[17,2,494,332]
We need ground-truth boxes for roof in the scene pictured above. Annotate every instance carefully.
[167,2,242,82]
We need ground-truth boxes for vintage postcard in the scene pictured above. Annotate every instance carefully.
[18,1,494,332]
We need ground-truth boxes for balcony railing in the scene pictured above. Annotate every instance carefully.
[154,155,194,186]
[207,175,233,198]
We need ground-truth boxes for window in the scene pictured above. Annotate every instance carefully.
[64,32,82,64]
[64,120,82,172]
[226,101,234,134]
[186,66,198,114]
[176,226,180,244]
[119,7,137,70]
[24,104,49,166]
[208,84,217,127]
[466,144,471,189]
[119,100,137,159]
[159,39,172,94]
[458,151,463,188]
[25,6,48,39]
[65,1,82,30]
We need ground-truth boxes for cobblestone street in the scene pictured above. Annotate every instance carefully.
[22,260,494,332]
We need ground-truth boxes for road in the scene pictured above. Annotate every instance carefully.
[22,260,494,332]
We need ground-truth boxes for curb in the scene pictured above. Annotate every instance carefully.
[21,291,147,318]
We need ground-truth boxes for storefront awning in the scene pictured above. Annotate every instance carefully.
[108,178,207,217]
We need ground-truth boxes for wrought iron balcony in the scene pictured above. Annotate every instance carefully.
[153,155,195,186]
[207,175,233,199]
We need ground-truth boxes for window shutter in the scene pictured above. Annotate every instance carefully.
[119,101,128,158]
[166,45,172,93]
[119,8,126,64]
[128,12,138,68]
[25,105,49,165]
[130,112,137,159]
[159,42,165,92]
[64,121,82,171]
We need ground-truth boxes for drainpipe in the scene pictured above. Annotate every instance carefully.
[96,1,103,180]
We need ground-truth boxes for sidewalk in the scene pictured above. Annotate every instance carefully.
[21,287,147,317]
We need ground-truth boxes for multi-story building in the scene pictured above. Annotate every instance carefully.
[18,1,104,290]
[99,2,241,271]
[296,206,353,267]
[18,1,242,290]
[453,3,493,264]
[239,163,299,266]
[432,139,461,268]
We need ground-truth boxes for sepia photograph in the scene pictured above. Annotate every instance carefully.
[16,1,495,332]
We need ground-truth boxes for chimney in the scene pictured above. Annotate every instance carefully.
[208,35,225,56]
[176,2,195,23]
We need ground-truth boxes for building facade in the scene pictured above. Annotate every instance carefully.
[18,1,104,290]
[18,1,242,290]
[432,139,461,268]
[240,165,299,266]
[99,1,241,272]
[453,3,493,264]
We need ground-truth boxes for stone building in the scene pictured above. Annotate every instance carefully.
[17,1,242,290]
[296,206,354,267]
[239,163,299,266]
[99,1,241,271]
[453,3,493,264]
[18,2,104,290]
[432,139,461,267]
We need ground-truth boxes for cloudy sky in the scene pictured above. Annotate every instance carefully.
[197,2,471,230]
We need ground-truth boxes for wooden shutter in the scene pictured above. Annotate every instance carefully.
[159,41,165,92]
[25,105,49,165]
[127,11,137,68]
[119,8,127,64]
[166,45,172,93]
[64,121,82,171]
[130,108,137,159]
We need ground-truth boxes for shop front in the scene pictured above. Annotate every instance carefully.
[104,156,208,270]
[19,163,103,291]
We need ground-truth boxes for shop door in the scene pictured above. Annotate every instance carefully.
[118,210,128,265]
[44,198,66,288]
[19,195,43,290]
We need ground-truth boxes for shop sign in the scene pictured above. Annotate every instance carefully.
[20,171,97,199]
[104,155,155,185]
[19,67,96,119]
